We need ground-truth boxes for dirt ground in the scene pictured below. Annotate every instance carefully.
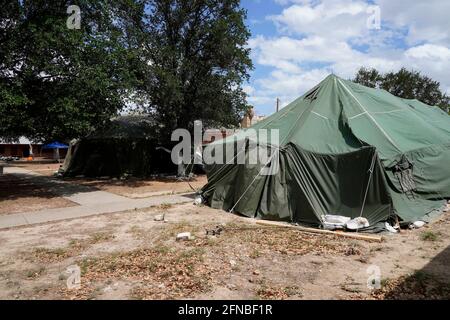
[12,162,62,177]
[0,202,449,300]
[62,176,208,198]
[11,162,207,198]
[0,173,77,215]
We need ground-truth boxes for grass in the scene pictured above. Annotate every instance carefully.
[159,203,173,210]
[420,231,439,242]
[25,267,46,279]
[249,249,261,259]
[90,232,115,244]
[29,231,115,263]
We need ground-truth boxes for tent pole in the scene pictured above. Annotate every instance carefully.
[255,220,383,242]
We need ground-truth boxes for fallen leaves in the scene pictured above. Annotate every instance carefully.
[60,246,218,300]
[256,285,302,300]
[223,226,353,257]
[371,272,450,300]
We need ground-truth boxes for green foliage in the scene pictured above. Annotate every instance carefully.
[353,67,449,111]
[420,230,439,242]
[138,0,253,138]
[0,0,253,142]
[0,0,143,141]
[354,67,382,88]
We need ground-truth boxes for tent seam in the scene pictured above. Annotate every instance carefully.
[337,78,402,152]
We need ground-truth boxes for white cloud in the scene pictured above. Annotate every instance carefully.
[269,0,373,41]
[375,0,450,45]
[243,85,255,96]
[404,44,450,61]
[258,69,330,96]
[246,0,450,113]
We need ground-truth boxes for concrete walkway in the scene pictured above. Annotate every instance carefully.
[0,167,195,230]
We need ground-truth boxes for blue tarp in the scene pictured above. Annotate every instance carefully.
[42,141,69,149]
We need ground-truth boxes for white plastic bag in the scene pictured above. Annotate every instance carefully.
[346,217,370,230]
[322,215,351,230]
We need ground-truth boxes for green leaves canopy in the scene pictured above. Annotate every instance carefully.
[0,0,142,141]
[0,0,253,142]
[353,67,449,111]
[138,0,253,138]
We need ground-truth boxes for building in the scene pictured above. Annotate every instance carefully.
[240,107,266,128]
[0,137,65,159]
[0,137,40,158]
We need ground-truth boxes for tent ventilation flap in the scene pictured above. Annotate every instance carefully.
[394,156,416,199]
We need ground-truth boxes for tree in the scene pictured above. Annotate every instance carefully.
[0,0,142,142]
[137,0,253,139]
[1,0,253,143]
[353,67,449,111]
[353,67,382,88]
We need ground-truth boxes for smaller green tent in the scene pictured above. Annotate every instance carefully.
[61,115,175,177]
[200,75,450,230]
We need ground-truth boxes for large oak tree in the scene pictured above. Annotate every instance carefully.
[137,0,253,139]
[0,0,143,142]
[0,0,253,142]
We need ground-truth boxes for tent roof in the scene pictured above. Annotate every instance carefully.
[227,74,450,166]
[87,115,158,140]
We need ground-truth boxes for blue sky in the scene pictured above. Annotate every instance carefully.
[240,0,450,116]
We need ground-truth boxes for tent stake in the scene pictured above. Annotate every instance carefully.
[255,220,383,242]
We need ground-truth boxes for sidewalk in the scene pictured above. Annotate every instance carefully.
[0,167,195,230]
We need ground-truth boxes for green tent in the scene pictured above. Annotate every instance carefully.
[200,75,450,229]
[61,115,176,178]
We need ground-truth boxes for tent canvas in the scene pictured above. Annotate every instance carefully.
[200,75,450,230]
[61,115,176,177]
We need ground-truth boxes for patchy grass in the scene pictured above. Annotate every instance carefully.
[156,221,202,242]
[340,284,362,293]
[127,225,147,240]
[159,203,174,210]
[249,249,262,259]
[344,242,363,256]
[25,266,46,279]
[89,232,115,244]
[29,232,115,263]
[420,231,439,242]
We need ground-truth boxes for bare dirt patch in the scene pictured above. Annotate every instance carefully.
[62,175,207,198]
[0,174,77,215]
[0,202,449,300]
[12,162,62,177]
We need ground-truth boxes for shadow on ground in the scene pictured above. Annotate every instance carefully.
[376,245,450,299]
[0,172,98,201]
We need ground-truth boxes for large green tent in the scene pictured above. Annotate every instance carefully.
[200,75,450,229]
